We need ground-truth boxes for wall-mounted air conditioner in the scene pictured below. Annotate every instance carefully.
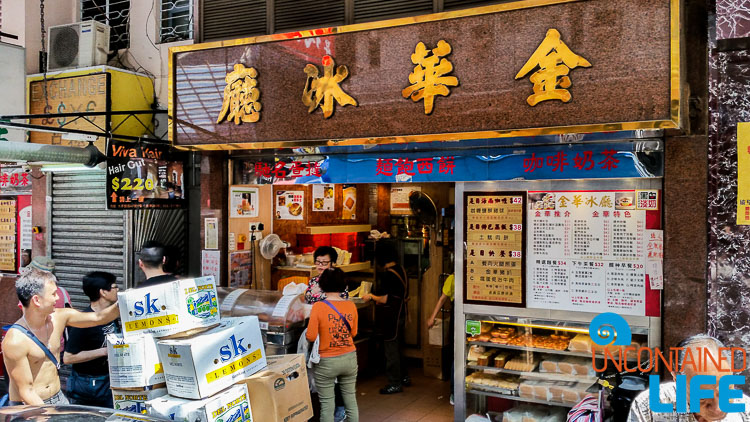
[47,20,110,71]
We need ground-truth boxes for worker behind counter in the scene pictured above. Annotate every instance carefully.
[64,272,122,408]
[137,241,177,288]
[3,267,120,405]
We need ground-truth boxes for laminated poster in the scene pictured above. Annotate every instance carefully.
[201,250,221,282]
[0,199,15,271]
[204,218,218,249]
[276,190,304,220]
[342,185,356,220]
[526,190,652,316]
[229,251,252,287]
[230,187,259,218]
[312,184,334,212]
[464,192,525,306]
[391,186,421,215]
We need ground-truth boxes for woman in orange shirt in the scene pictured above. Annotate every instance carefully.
[306,268,359,422]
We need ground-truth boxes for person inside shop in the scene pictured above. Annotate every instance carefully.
[628,334,750,422]
[306,246,349,303]
[64,271,121,407]
[427,273,455,405]
[137,240,177,287]
[362,240,410,395]
[3,266,120,405]
[305,246,349,421]
[306,268,359,422]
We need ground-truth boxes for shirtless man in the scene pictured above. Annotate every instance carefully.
[2,267,120,405]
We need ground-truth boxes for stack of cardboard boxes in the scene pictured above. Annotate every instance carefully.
[108,276,313,422]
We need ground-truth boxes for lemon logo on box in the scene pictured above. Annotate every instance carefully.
[186,290,218,319]
[206,334,263,383]
[125,292,179,332]
[215,402,251,422]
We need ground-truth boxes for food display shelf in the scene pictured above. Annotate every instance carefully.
[469,341,638,362]
[465,365,598,383]
[465,386,573,408]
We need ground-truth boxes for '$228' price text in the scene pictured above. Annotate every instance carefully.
[111,177,155,191]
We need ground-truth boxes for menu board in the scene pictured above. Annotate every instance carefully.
[464,192,525,306]
[0,200,16,271]
[526,190,652,316]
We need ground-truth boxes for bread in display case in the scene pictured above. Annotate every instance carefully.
[217,288,310,354]
[463,315,650,411]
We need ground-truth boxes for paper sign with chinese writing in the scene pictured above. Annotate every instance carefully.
[230,187,259,218]
[464,193,525,306]
[0,200,16,271]
[342,185,356,220]
[0,167,32,193]
[201,250,221,282]
[738,123,750,224]
[205,218,218,250]
[276,191,304,220]
[645,229,664,290]
[526,190,650,316]
[312,184,334,212]
[391,186,421,215]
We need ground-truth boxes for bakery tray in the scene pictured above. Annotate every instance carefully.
[466,387,574,408]
[466,365,599,383]
[468,341,638,362]
[465,382,518,397]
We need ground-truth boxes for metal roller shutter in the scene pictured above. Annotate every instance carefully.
[201,0,267,42]
[49,170,127,311]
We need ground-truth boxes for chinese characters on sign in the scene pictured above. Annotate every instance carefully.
[376,157,455,177]
[402,40,459,114]
[217,64,262,124]
[0,200,15,271]
[522,150,619,173]
[106,140,185,209]
[526,190,655,316]
[254,161,321,180]
[465,193,525,305]
[515,29,591,106]
[302,55,357,119]
[0,168,31,192]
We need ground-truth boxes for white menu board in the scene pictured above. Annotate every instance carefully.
[526,190,649,316]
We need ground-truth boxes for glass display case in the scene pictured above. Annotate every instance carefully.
[462,314,650,415]
[217,288,309,354]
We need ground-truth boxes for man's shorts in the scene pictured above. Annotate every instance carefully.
[8,389,69,406]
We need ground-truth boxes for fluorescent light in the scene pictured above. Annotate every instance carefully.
[40,162,105,172]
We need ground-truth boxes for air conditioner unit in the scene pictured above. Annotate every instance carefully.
[47,20,110,71]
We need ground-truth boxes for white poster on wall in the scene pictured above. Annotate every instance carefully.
[19,205,31,250]
[390,186,421,214]
[526,190,652,317]
[312,184,334,212]
[201,250,221,282]
[230,187,259,218]
[276,190,304,220]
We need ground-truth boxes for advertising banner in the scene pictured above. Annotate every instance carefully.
[106,140,185,209]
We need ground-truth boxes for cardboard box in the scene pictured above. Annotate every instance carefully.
[107,333,166,388]
[146,384,252,422]
[118,276,220,339]
[423,345,444,380]
[112,387,168,414]
[236,354,313,422]
[157,316,267,399]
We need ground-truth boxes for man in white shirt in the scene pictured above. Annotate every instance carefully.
[628,334,750,422]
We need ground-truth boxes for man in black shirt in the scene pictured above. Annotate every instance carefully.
[362,241,410,395]
[64,272,121,407]
[137,241,177,288]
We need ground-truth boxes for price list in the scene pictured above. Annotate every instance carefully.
[0,200,16,271]
[527,190,651,316]
[465,193,524,305]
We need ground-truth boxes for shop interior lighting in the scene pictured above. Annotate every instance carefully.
[40,162,105,172]
[480,320,590,334]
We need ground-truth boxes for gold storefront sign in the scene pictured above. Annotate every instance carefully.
[302,55,357,119]
[402,40,459,115]
[170,0,681,150]
[515,29,591,106]
[217,64,262,124]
